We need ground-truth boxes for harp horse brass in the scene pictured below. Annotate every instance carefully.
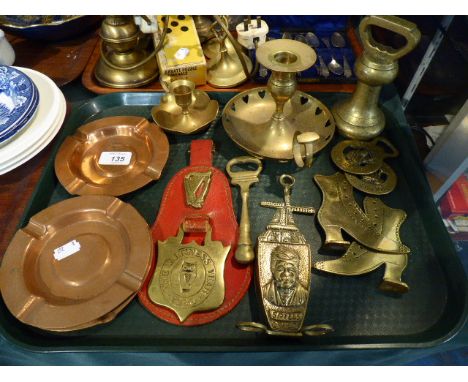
[237,174,333,336]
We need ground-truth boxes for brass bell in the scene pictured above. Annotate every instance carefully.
[94,15,159,88]
[332,16,421,140]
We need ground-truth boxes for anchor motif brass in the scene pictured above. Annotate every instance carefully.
[148,225,230,322]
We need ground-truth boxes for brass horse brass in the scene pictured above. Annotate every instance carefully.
[314,173,409,253]
[315,242,409,294]
[345,162,397,195]
[226,156,263,264]
[331,137,399,175]
[148,226,230,322]
[237,175,333,336]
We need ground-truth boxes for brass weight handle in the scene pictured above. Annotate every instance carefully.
[226,156,263,264]
[359,15,421,61]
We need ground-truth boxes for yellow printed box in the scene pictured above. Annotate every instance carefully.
[156,15,206,85]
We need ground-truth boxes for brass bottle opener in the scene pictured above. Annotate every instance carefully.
[314,173,409,253]
[226,156,263,264]
[237,174,333,336]
[314,241,409,294]
[344,162,397,195]
[331,137,399,175]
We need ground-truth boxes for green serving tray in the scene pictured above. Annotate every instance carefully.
[0,90,466,352]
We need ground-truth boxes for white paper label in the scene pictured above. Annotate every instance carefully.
[53,240,81,261]
[98,151,132,165]
[175,47,190,60]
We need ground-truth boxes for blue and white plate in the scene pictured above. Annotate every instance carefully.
[0,65,39,139]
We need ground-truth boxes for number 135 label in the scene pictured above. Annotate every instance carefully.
[98,151,132,165]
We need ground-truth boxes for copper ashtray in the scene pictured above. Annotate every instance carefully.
[0,196,153,331]
[55,116,169,196]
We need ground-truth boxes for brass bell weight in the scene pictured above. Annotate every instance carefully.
[95,15,159,88]
[332,16,421,140]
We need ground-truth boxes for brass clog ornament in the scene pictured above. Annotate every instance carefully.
[314,173,409,254]
[222,39,335,165]
[332,16,421,140]
[151,79,219,134]
[226,156,263,264]
[314,242,409,294]
[94,15,160,88]
[238,175,333,337]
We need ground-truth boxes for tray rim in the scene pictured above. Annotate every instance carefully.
[0,90,466,353]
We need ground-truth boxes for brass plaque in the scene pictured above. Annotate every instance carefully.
[184,170,212,209]
[148,226,230,322]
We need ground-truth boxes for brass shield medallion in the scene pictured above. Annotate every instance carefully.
[148,227,230,322]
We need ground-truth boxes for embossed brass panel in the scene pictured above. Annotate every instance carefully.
[315,242,409,294]
[148,226,230,322]
[332,16,421,139]
[331,137,399,175]
[314,173,409,253]
[237,175,333,336]
[226,156,263,264]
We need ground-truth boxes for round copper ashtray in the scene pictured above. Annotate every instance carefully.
[0,196,153,331]
[55,116,169,196]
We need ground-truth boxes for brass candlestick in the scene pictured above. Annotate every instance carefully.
[151,79,219,134]
[222,39,335,164]
[332,16,421,140]
[206,17,252,88]
[94,15,159,88]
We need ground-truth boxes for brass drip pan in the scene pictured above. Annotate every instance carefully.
[55,116,169,196]
[222,87,335,160]
[0,196,153,331]
[151,89,219,134]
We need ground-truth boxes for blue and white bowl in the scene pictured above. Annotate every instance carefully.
[0,65,39,142]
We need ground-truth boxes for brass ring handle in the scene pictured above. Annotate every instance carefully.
[293,132,320,168]
[359,15,421,61]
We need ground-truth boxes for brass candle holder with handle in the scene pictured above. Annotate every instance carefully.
[332,16,421,140]
[222,39,336,166]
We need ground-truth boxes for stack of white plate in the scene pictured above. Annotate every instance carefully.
[0,66,66,175]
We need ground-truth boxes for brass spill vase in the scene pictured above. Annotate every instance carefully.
[94,15,159,88]
[332,16,421,140]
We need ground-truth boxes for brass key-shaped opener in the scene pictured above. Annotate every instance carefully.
[226,156,263,264]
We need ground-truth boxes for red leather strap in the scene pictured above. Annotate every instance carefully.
[190,139,213,167]
[138,139,252,326]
